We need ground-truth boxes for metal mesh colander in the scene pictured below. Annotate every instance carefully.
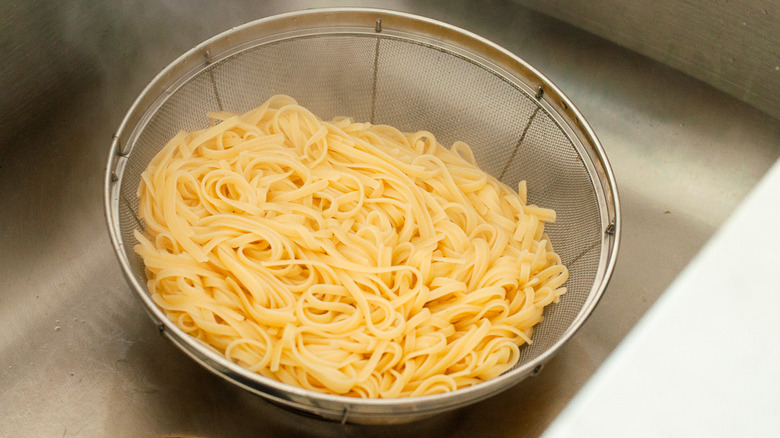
[105,8,619,424]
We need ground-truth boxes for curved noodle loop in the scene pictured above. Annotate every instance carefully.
[135,95,568,398]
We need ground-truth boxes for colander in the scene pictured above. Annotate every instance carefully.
[104,8,620,424]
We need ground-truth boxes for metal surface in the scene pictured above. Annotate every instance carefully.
[512,0,780,121]
[105,8,619,424]
[1,0,779,436]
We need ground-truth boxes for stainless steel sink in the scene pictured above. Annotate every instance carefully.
[1,1,778,436]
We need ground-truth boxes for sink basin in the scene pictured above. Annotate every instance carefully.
[1,1,778,436]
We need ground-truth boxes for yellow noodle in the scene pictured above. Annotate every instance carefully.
[135,94,568,398]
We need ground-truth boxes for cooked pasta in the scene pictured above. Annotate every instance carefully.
[134,94,568,398]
